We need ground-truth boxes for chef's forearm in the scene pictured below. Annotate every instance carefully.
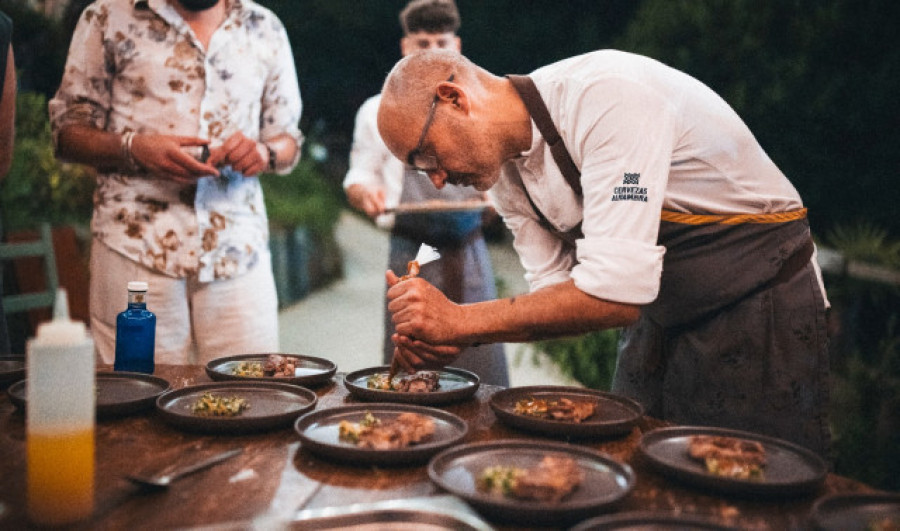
[457,280,640,344]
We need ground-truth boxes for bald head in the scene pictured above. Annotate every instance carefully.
[377,50,532,191]
[377,50,478,160]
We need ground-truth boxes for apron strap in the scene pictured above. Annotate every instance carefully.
[507,74,582,195]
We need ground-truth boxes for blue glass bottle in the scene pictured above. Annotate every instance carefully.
[113,281,156,374]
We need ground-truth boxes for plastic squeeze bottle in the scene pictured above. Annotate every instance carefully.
[26,288,95,525]
[114,281,156,374]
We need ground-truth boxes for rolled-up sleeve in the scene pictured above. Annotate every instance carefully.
[260,18,303,174]
[343,96,388,190]
[47,5,111,152]
[569,77,674,304]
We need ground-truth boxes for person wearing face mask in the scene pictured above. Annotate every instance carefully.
[49,0,303,364]
[343,0,508,386]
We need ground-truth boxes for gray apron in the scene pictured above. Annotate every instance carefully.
[383,169,509,386]
[613,218,831,458]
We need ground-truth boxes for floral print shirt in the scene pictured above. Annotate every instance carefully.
[49,0,303,282]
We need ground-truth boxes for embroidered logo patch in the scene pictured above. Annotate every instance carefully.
[611,172,648,202]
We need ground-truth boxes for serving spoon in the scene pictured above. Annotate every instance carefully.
[126,448,243,491]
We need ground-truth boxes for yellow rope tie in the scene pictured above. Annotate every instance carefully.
[659,208,808,225]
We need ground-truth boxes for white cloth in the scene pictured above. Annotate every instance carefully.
[90,240,279,365]
[49,0,303,282]
[343,94,405,229]
[493,49,815,305]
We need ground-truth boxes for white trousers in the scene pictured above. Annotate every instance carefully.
[90,240,279,365]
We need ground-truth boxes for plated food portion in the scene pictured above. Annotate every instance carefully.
[687,434,767,480]
[427,440,635,527]
[338,411,435,450]
[156,381,316,434]
[366,370,441,392]
[479,455,584,503]
[639,426,827,496]
[295,404,468,466]
[206,353,337,387]
[7,371,170,419]
[344,366,479,405]
[513,396,597,422]
[489,386,643,438]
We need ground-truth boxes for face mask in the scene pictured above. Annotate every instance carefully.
[177,0,219,12]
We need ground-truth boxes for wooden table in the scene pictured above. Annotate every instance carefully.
[0,365,877,530]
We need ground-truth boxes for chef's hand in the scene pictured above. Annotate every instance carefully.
[346,184,386,219]
[206,131,268,177]
[130,134,218,183]
[386,270,466,345]
[390,336,462,373]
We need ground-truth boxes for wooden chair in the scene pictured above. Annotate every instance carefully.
[0,222,59,314]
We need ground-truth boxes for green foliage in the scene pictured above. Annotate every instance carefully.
[533,330,620,390]
[261,156,342,239]
[825,222,900,269]
[829,316,900,490]
[1,91,94,231]
[615,0,900,239]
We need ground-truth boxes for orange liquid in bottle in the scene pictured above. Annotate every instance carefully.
[27,428,94,525]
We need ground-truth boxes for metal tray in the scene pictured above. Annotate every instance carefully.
[343,366,479,406]
[290,495,494,530]
[156,381,316,434]
[489,385,643,439]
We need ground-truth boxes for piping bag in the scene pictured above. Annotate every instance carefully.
[389,244,441,379]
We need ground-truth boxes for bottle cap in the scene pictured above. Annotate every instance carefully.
[128,281,149,292]
[33,288,88,346]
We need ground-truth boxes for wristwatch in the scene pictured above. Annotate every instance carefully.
[265,143,277,172]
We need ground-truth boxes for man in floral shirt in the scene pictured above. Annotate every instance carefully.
[49,0,303,364]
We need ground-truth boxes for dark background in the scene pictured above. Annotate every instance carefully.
[4,0,898,238]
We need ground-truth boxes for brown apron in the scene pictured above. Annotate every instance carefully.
[508,74,831,456]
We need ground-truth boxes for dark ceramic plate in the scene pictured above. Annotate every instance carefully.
[294,403,468,466]
[343,366,479,405]
[156,381,317,434]
[206,353,336,387]
[427,440,635,527]
[570,511,739,530]
[7,371,170,419]
[809,493,900,531]
[639,426,827,497]
[0,355,25,388]
[489,386,643,439]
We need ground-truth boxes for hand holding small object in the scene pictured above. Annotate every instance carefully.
[389,244,440,379]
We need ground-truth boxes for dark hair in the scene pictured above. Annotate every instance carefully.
[399,0,460,35]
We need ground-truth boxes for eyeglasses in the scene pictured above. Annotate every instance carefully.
[406,74,455,171]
